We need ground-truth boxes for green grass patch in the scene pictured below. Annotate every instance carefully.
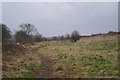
[69,55,76,63]
[19,71,32,78]
[86,40,118,50]
[56,54,67,59]
[56,66,64,72]
[64,43,73,46]
[24,62,39,70]
[16,60,42,78]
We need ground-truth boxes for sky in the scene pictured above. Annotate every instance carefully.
[2,2,118,37]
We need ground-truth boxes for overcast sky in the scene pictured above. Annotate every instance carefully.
[2,2,118,37]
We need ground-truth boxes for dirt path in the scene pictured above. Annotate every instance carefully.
[33,51,54,78]
[31,45,73,78]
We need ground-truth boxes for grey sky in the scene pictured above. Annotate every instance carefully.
[2,2,118,37]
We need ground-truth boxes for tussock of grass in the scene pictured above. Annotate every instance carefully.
[56,67,64,72]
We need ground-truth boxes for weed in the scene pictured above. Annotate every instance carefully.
[19,72,32,78]
[57,54,67,59]
[56,67,64,71]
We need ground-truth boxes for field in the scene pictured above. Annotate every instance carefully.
[2,34,119,78]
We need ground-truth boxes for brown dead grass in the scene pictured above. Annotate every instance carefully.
[2,42,42,78]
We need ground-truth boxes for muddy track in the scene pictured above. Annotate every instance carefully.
[33,51,54,78]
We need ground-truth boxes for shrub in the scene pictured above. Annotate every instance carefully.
[15,30,34,44]
[71,30,80,42]
[1,24,12,41]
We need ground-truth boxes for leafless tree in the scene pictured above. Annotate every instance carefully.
[19,23,37,35]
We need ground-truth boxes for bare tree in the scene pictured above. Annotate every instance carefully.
[19,23,37,35]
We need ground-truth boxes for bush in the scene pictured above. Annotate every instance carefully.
[15,31,34,44]
[1,24,12,41]
[15,23,39,44]
[71,30,80,42]
[34,33,43,42]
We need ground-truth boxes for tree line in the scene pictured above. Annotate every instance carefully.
[1,23,80,44]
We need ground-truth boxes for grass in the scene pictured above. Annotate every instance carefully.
[15,60,43,78]
[57,54,67,59]
[2,42,43,78]
[19,72,32,78]
[23,62,40,71]
[33,35,118,78]
[3,35,118,78]
[56,66,64,72]
[86,40,118,50]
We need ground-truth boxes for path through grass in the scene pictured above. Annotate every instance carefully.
[32,35,119,78]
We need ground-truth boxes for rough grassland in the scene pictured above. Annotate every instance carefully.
[2,34,119,78]
[2,43,43,78]
[31,35,119,78]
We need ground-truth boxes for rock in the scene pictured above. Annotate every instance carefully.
[41,70,44,72]
[8,51,10,54]
[17,43,20,45]
[22,45,25,48]
[17,60,20,63]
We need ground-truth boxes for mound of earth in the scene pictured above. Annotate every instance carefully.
[2,42,42,78]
